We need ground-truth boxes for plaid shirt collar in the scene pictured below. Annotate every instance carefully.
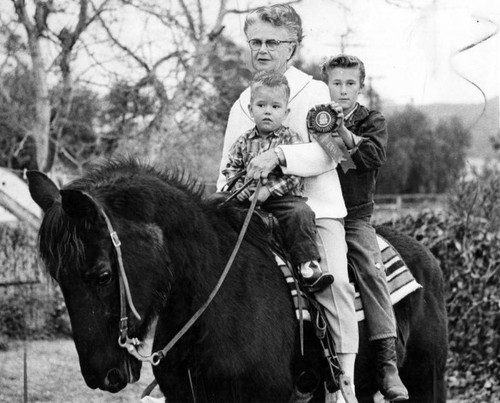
[247,125,286,140]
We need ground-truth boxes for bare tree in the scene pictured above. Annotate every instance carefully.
[8,0,107,172]
[90,0,302,175]
[1,0,304,178]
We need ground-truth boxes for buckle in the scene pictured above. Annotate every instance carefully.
[110,231,121,247]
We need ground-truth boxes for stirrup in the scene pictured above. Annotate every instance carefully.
[307,298,358,403]
[302,273,334,293]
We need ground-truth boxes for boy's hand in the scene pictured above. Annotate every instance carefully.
[236,187,252,202]
[249,186,271,203]
[330,101,357,149]
[329,101,345,130]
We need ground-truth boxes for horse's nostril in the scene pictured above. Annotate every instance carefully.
[105,368,123,388]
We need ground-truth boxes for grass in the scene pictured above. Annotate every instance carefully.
[1,338,475,403]
[0,338,163,403]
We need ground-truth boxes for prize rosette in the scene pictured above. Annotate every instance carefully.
[306,104,356,172]
[307,104,339,134]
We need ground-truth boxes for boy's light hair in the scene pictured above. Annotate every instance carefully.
[250,71,291,104]
[320,54,366,87]
[244,4,302,59]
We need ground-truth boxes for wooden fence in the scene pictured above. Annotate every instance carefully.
[373,193,447,223]
[204,183,447,218]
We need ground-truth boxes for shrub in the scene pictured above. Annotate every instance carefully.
[386,167,500,401]
[0,295,26,337]
[0,224,71,341]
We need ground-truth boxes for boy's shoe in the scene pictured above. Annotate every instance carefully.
[300,261,334,293]
[374,337,409,401]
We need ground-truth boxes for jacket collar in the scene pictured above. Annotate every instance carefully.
[345,103,370,129]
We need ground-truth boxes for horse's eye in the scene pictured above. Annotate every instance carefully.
[97,271,112,286]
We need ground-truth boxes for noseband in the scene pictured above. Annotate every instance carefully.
[83,181,262,367]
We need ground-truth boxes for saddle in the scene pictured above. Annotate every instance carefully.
[268,228,421,403]
[351,235,422,321]
[270,229,422,324]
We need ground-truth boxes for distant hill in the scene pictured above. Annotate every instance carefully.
[384,97,499,159]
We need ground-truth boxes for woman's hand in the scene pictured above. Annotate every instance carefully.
[247,150,279,181]
[249,186,271,203]
[236,187,252,202]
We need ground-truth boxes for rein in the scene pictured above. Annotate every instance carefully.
[87,182,263,367]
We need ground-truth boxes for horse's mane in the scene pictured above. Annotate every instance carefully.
[39,158,206,279]
[38,157,276,281]
[69,157,206,200]
[39,201,88,281]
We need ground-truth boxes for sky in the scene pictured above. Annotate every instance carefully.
[224,0,499,106]
[4,0,498,107]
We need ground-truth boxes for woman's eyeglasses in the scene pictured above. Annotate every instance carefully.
[247,39,294,51]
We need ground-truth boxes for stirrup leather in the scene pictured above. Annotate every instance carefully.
[307,297,358,403]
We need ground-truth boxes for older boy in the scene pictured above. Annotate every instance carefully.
[321,55,409,401]
[222,71,334,293]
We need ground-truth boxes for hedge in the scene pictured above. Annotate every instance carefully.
[0,224,70,341]
[386,170,500,401]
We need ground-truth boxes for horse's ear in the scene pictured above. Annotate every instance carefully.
[60,189,99,220]
[26,170,61,212]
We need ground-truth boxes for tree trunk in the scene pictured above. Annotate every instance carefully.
[30,37,51,172]
[13,0,52,172]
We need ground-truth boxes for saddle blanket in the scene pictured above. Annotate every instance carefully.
[277,234,422,322]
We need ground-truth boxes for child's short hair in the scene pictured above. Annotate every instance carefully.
[320,54,366,87]
[250,71,291,103]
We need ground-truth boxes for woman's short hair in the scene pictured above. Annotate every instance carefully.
[244,4,303,58]
[250,71,291,103]
[320,54,366,87]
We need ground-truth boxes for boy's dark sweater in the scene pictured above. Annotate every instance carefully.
[337,104,388,218]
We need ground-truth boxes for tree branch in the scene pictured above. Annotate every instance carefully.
[179,0,198,41]
[94,4,151,72]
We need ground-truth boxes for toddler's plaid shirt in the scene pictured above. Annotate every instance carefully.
[222,125,304,197]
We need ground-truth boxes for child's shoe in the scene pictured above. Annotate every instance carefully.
[299,260,334,292]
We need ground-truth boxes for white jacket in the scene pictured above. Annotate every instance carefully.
[217,66,347,219]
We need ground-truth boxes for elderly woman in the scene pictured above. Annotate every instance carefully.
[216,4,358,400]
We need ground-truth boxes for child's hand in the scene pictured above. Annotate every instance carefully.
[236,187,252,202]
[330,101,357,149]
[330,101,345,130]
[249,186,271,203]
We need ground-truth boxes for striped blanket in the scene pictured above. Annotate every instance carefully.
[276,235,422,322]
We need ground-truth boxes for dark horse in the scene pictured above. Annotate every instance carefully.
[27,159,447,402]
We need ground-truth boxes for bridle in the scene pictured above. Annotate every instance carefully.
[81,192,155,362]
[83,180,262,367]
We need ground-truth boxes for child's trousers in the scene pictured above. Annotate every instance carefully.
[344,214,396,340]
[262,195,320,267]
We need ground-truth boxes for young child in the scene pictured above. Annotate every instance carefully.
[320,55,409,401]
[222,71,333,293]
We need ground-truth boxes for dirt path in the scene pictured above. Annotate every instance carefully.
[0,339,162,402]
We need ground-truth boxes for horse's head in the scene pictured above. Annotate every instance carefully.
[27,170,170,392]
